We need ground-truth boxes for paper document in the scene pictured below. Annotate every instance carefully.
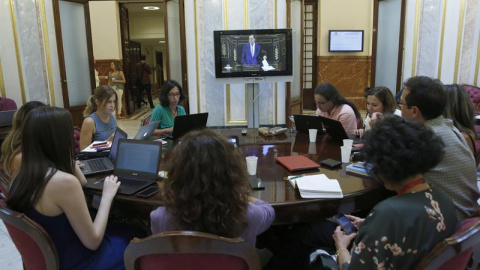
[82,141,112,152]
[291,174,343,199]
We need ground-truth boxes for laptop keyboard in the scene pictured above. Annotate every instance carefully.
[88,159,109,171]
[118,177,147,187]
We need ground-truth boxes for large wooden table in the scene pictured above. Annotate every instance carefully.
[85,128,391,225]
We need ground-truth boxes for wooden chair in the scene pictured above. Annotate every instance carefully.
[124,231,261,270]
[0,199,59,270]
[415,216,480,270]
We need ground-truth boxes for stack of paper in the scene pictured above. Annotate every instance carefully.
[345,162,372,176]
[288,174,343,198]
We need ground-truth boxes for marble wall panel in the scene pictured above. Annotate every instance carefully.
[14,0,49,103]
[458,0,479,83]
[416,0,442,78]
[317,56,371,110]
[228,84,247,123]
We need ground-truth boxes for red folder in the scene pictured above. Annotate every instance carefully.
[276,155,320,172]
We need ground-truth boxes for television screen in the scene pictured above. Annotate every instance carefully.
[214,29,293,80]
[329,30,364,52]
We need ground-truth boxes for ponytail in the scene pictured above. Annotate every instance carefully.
[83,95,97,117]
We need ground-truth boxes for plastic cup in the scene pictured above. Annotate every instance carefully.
[246,156,258,175]
[340,146,352,163]
[343,139,353,148]
[308,142,317,154]
[308,129,318,143]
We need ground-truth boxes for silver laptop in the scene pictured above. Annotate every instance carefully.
[134,121,160,140]
[85,139,162,195]
[0,110,16,127]
[81,127,128,176]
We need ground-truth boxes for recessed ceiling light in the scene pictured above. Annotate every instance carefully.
[143,6,160,11]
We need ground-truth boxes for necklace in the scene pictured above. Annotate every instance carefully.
[170,107,177,117]
[397,178,424,196]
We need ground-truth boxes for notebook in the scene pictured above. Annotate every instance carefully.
[165,112,209,140]
[293,114,325,134]
[0,110,16,127]
[134,121,160,140]
[345,162,373,176]
[291,174,343,199]
[85,139,162,195]
[81,127,127,176]
[276,155,320,172]
[317,116,363,143]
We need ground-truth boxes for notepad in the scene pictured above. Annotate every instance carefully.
[289,174,343,198]
[345,162,373,176]
[276,155,320,172]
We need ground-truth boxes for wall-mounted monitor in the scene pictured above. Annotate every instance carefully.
[213,29,293,82]
[328,30,364,52]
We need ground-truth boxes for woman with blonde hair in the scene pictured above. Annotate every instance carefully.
[0,101,45,179]
[108,61,125,118]
[80,85,117,150]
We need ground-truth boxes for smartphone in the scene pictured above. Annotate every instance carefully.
[137,186,160,198]
[249,176,265,190]
[333,213,358,235]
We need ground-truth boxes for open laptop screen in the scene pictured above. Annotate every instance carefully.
[115,140,161,174]
[109,128,127,160]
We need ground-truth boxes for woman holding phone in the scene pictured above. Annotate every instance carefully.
[332,116,457,270]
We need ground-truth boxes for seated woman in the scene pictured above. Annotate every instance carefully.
[80,85,117,150]
[364,86,401,130]
[7,106,141,270]
[444,84,477,157]
[333,116,458,270]
[150,129,275,246]
[151,80,186,137]
[314,83,362,134]
[1,101,45,180]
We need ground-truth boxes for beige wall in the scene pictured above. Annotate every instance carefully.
[319,0,373,56]
[89,1,122,60]
[129,16,165,40]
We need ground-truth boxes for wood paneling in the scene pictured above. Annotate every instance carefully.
[317,56,371,110]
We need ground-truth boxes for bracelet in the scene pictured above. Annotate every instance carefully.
[335,248,349,257]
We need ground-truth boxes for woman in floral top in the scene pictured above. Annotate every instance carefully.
[333,116,458,270]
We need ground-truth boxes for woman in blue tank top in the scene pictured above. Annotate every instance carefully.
[7,107,141,270]
[80,85,117,150]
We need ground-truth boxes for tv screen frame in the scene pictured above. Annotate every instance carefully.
[213,29,293,80]
[328,30,364,52]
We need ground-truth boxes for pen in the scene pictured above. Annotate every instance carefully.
[289,174,305,180]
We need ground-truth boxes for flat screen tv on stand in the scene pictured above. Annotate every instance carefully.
[213,29,293,83]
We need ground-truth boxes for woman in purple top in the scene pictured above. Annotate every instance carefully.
[150,129,275,247]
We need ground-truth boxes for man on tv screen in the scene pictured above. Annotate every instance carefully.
[241,35,261,65]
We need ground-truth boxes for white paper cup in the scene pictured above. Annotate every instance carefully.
[340,146,352,163]
[343,139,353,148]
[308,129,318,143]
[246,156,258,175]
[308,142,317,154]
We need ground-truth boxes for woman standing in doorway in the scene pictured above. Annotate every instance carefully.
[108,61,126,118]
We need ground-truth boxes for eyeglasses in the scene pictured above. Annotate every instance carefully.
[313,99,329,105]
[397,100,407,107]
[168,93,181,98]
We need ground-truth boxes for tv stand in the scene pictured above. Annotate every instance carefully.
[247,83,260,128]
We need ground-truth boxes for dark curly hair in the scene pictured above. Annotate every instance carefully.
[162,129,251,237]
[159,80,186,107]
[362,115,445,184]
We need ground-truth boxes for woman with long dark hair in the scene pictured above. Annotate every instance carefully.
[7,106,140,270]
[150,129,275,246]
[314,83,362,134]
[151,80,187,137]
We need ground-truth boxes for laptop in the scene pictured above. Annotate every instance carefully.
[0,110,16,127]
[165,113,209,140]
[86,139,162,195]
[134,121,160,140]
[293,114,325,134]
[81,127,128,176]
[317,116,363,143]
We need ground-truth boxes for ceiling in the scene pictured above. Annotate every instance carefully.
[122,2,163,16]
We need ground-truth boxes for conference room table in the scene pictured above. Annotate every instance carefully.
[84,128,392,226]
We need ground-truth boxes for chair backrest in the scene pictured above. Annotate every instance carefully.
[463,84,480,114]
[73,126,81,154]
[0,199,59,270]
[140,112,152,127]
[0,167,12,198]
[124,231,261,270]
[0,97,18,111]
[415,216,480,270]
